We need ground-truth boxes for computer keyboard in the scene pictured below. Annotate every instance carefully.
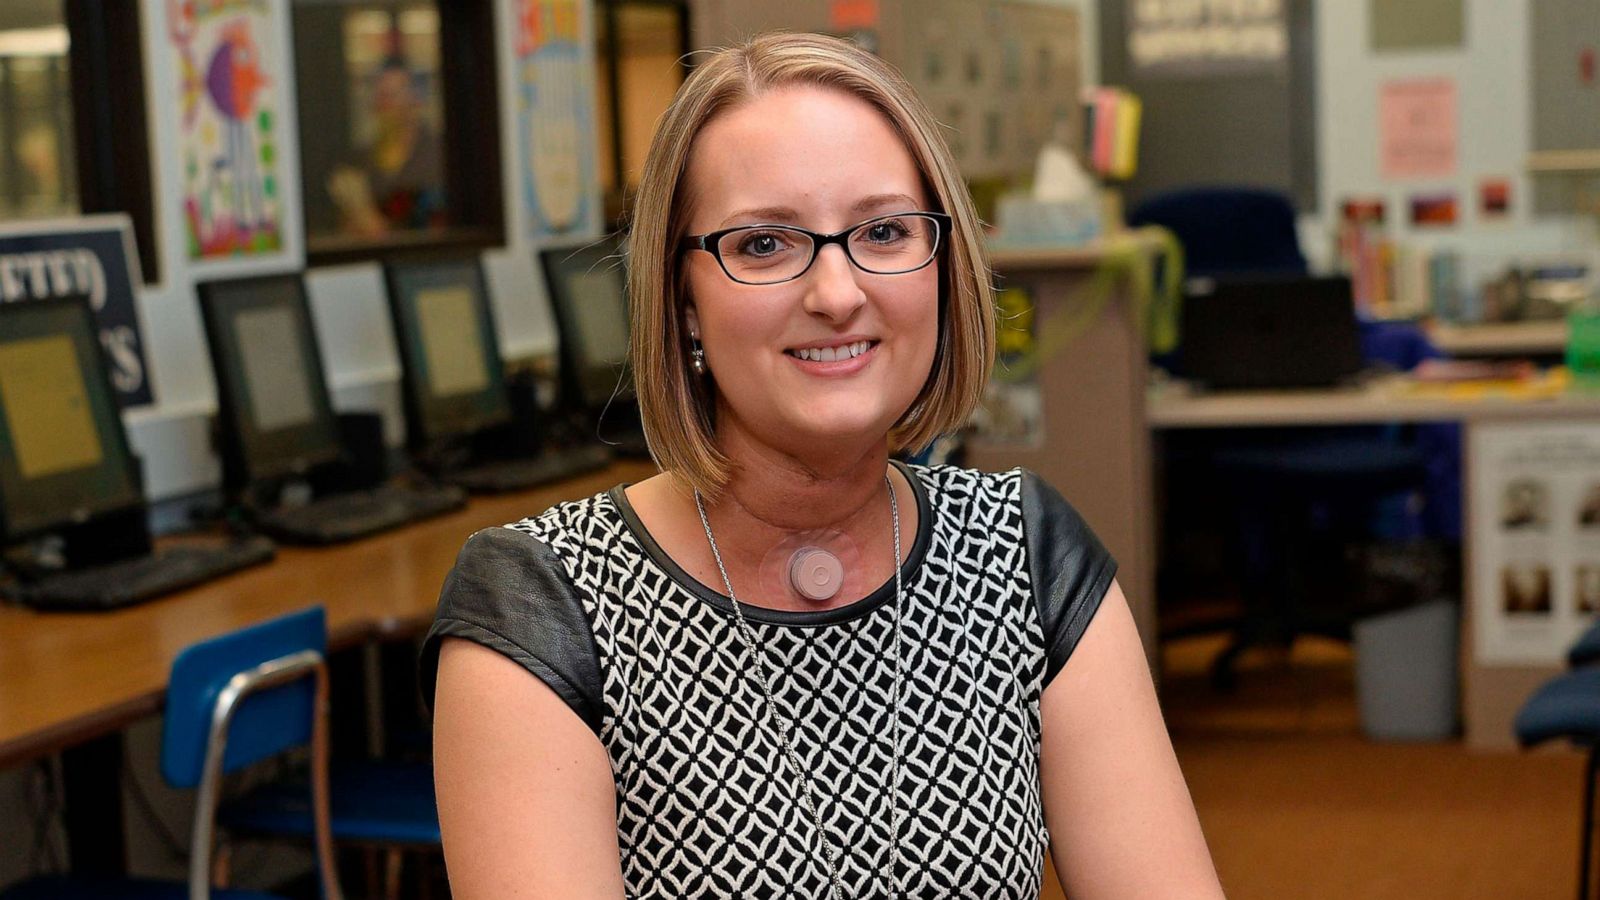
[449,445,614,493]
[5,536,277,611]
[255,483,467,545]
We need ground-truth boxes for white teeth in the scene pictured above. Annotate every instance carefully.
[791,341,872,362]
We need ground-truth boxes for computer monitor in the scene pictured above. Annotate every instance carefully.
[1179,274,1364,391]
[0,296,143,544]
[197,274,344,491]
[538,235,633,414]
[382,255,512,452]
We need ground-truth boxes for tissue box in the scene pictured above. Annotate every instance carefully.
[992,195,1102,248]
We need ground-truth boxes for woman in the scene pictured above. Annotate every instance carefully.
[423,33,1222,899]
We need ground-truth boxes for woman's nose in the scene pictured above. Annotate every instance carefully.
[801,244,867,322]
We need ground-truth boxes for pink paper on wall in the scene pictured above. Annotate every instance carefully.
[1379,78,1457,179]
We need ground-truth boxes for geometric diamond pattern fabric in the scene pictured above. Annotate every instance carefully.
[504,465,1054,898]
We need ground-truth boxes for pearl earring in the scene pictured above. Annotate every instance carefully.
[691,337,706,375]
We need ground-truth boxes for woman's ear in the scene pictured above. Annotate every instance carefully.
[685,304,701,338]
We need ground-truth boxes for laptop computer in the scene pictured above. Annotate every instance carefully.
[1179,274,1364,391]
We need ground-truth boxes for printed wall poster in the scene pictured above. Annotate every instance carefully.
[1470,422,1600,665]
[1480,177,1512,220]
[1408,191,1459,227]
[1370,0,1464,52]
[516,0,600,242]
[1126,0,1287,76]
[1380,78,1458,180]
[0,216,154,409]
[167,0,289,261]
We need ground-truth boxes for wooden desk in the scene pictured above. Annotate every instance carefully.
[1148,375,1600,429]
[968,233,1169,669]
[1427,320,1568,358]
[1148,379,1600,748]
[0,461,656,770]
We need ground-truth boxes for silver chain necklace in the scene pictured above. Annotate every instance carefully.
[694,474,903,900]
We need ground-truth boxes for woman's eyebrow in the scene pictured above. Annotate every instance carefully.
[717,206,801,228]
[715,194,923,230]
[851,193,920,215]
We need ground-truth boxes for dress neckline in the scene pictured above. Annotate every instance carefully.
[607,460,934,627]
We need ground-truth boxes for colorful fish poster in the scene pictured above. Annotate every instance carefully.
[167,0,287,260]
[516,0,600,241]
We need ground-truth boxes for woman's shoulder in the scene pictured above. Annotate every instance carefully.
[902,461,1032,506]
[419,488,624,733]
[910,464,1104,553]
[497,485,629,548]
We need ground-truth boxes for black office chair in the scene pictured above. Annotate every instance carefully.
[1132,186,1433,688]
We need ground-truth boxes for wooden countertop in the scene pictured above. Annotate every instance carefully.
[1426,320,1568,357]
[0,461,656,768]
[1147,375,1600,428]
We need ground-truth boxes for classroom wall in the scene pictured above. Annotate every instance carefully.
[116,0,1097,505]
[1305,0,1599,275]
[1098,0,1317,213]
[124,0,586,504]
[86,0,1600,503]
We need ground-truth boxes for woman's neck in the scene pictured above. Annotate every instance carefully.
[681,423,905,610]
[709,425,892,533]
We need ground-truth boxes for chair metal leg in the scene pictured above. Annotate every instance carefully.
[385,847,404,900]
[1580,747,1599,900]
[211,837,232,888]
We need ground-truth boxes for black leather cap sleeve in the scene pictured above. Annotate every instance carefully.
[419,526,605,735]
[1020,469,1118,688]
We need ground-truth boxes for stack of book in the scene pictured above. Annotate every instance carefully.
[1082,87,1142,181]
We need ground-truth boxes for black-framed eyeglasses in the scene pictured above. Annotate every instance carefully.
[681,211,953,286]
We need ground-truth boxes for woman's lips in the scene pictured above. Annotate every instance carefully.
[783,339,880,375]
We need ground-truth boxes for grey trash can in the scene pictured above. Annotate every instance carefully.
[1352,599,1460,741]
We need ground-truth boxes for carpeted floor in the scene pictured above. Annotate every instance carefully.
[1162,635,1584,900]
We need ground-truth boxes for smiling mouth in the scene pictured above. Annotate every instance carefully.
[783,340,879,362]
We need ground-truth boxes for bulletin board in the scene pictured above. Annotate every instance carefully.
[690,0,1081,183]
[1098,0,1318,212]
[1469,422,1600,665]
[1529,0,1600,215]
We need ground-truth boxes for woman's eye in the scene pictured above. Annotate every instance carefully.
[737,233,787,256]
[864,221,909,243]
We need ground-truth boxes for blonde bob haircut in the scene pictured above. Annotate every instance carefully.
[627,31,995,499]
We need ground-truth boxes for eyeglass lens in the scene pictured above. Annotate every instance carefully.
[716,214,940,285]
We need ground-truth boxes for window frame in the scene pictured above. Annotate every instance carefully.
[62,0,160,284]
[294,0,505,269]
[595,0,691,227]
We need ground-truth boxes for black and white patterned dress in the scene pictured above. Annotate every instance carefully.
[421,463,1116,898]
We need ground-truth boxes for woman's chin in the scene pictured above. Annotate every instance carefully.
[774,408,903,451]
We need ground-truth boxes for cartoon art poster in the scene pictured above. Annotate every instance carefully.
[167,0,286,260]
[516,0,599,241]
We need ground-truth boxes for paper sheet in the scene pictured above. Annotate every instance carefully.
[1380,78,1457,179]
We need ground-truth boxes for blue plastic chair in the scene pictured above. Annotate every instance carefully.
[210,650,440,898]
[1517,666,1600,900]
[2,608,344,900]
[1571,622,1600,669]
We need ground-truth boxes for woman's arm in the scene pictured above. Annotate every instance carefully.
[1040,580,1225,899]
[432,637,626,898]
